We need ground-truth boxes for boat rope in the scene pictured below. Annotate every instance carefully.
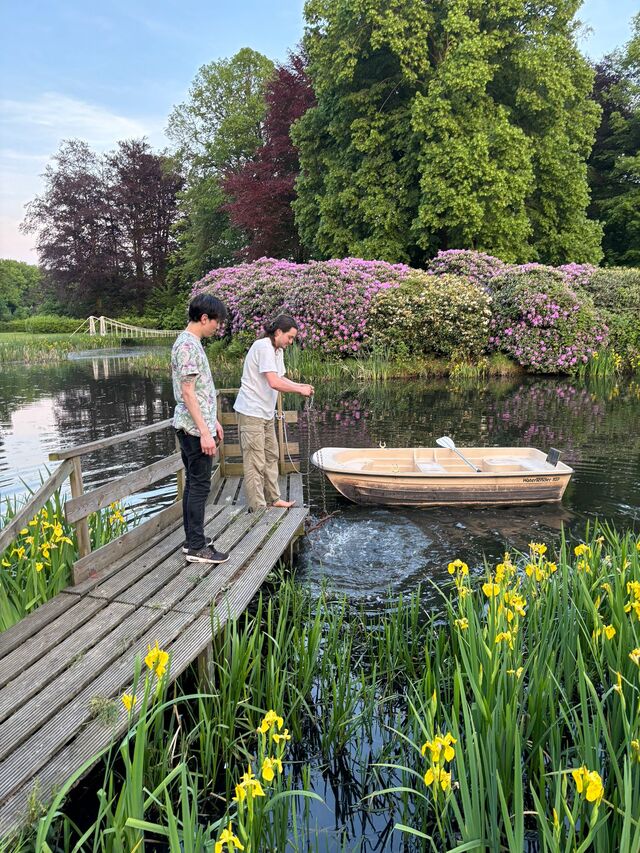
[303,395,329,517]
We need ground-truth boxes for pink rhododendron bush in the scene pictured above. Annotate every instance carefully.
[488,268,608,373]
[192,257,411,356]
[192,253,612,373]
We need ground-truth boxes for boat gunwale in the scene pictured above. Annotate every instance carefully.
[311,448,573,478]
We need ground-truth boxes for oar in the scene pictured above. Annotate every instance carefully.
[436,436,481,472]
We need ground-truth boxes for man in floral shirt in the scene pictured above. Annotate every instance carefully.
[172,294,229,564]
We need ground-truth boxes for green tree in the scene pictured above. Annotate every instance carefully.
[589,13,640,265]
[0,259,41,319]
[294,0,602,265]
[167,48,275,283]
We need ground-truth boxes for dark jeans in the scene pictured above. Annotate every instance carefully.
[176,429,212,551]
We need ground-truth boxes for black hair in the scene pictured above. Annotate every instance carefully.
[188,293,228,324]
[262,314,298,342]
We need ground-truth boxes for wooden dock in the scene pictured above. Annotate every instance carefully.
[0,395,308,839]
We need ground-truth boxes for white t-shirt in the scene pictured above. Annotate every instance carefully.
[233,337,286,420]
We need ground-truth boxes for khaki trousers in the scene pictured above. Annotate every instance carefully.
[237,413,281,511]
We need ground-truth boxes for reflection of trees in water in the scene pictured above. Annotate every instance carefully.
[0,363,79,424]
[303,377,640,455]
[51,360,175,491]
[301,376,640,523]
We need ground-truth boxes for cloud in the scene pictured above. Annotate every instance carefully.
[0,92,161,150]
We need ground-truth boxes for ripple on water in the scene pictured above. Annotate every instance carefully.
[301,509,435,598]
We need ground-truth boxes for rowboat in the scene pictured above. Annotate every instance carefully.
[310,445,573,507]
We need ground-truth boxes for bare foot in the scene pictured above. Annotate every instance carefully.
[272,499,295,508]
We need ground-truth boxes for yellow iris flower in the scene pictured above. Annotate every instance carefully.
[257,709,283,733]
[215,823,244,853]
[571,766,604,805]
[144,642,169,678]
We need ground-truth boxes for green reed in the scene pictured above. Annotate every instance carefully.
[13,524,640,852]
[0,334,135,364]
[0,488,130,630]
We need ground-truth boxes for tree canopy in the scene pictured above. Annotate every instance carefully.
[223,51,316,261]
[589,13,640,266]
[293,0,603,265]
[166,48,275,283]
[21,139,182,315]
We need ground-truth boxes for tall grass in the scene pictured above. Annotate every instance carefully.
[0,334,130,364]
[12,524,640,851]
[0,490,130,630]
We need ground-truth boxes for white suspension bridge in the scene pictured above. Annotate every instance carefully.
[72,315,181,338]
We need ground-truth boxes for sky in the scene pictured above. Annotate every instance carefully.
[1,0,637,264]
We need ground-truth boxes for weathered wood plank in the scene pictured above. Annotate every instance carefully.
[171,508,287,615]
[0,593,78,658]
[222,442,299,458]
[278,475,287,501]
[0,460,73,556]
[115,507,241,608]
[220,462,244,476]
[72,472,222,595]
[289,473,305,505]
[0,604,159,763]
[0,611,192,802]
[65,453,183,523]
[0,596,106,689]
[0,611,223,838]
[141,509,258,612]
[72,499,183,584]
[86,502,229,603]
[213,509,308,619]
[0,473,308,838]
[0,601,133,726]
[48,419,173,461]
[217,476,240,506]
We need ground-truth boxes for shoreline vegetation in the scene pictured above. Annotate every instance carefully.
[5,524,640,851]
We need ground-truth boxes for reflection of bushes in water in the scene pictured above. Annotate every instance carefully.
[300,377,640,461]
[486,378,640,455]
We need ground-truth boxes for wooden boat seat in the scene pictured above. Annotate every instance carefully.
[481,456,541,473]
[415,461,447,474]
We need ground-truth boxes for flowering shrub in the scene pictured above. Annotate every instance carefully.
[368,273,492,358]
[488,268,608,373]
[581,268,640,365]
[425,249,509,290]
[192,257,411,356]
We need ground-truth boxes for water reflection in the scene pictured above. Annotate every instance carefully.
[298,376,640,598]
[1,360,639,575]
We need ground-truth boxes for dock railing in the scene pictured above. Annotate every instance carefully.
[0,393,300,584]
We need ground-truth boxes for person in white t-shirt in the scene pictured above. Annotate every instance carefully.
[234,314,314,511]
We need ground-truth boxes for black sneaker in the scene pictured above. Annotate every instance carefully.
[185,545,229,564]
[182,537,213,554]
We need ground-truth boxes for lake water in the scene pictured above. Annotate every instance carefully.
[1,351,639,602]
[2,350,639,850]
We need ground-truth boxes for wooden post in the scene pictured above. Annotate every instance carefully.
[175,434,185,500]
[99,316,106,336]
[277,393,286,475]
[89,316,96,336]
[217,392,228,477]
[197,643,213,683]
[69,457,91,562]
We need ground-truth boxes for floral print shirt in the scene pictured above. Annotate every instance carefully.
[171,331,217,436]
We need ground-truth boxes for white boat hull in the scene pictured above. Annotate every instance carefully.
[311,446,573,507]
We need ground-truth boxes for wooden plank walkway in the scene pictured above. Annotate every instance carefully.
[0,474,307,839]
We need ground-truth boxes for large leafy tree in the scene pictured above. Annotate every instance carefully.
[589,13,640,265]
[167,48,275,282]
[293,0,602,265]
[223,51,316,261]
[0,259,41,319]
[21,139,183,315]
